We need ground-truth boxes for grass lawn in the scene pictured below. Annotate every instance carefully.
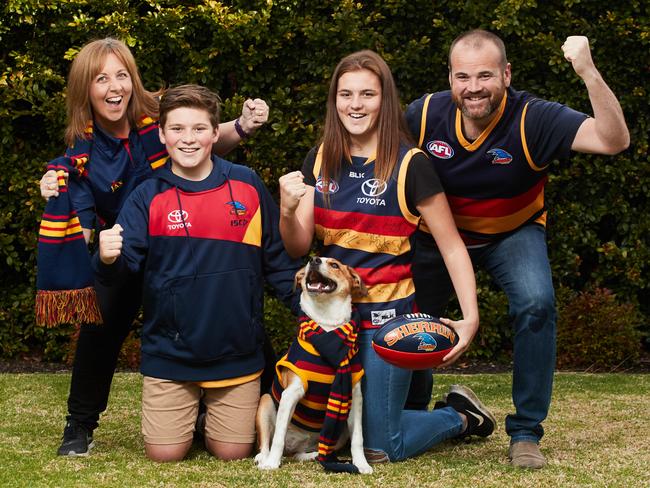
[0,372,648,487]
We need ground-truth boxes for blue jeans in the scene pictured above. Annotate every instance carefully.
[413,224,556,443]
[358,329,463,461]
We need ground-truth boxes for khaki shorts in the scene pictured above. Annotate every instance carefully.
[142,376,260,445]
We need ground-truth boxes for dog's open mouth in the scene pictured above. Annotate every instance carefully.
[305,269,337,294]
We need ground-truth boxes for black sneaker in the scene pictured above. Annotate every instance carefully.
[445,385,496,438]
[57,421,94,456]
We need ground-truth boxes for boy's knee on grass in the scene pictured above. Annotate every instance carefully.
[206,439,254,460]
[145,440,192,462]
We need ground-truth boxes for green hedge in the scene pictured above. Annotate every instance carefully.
[1,0,648,364]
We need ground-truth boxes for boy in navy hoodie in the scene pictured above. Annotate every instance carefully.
[95,84,299,462]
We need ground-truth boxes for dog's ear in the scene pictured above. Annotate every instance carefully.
[346,266,368,298]
[294,266,306,291]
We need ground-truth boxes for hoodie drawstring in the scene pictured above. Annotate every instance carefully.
[174,187,199,280]
[226,177,236,210]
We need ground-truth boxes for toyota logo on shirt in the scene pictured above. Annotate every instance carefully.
[357,178,388,206]
[361,179,387,197]
[167,209,192,230]
[168,210,189,223]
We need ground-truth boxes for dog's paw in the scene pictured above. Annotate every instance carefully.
[256,456,281,470]
[294,451,318,462]
[253,452,266,466]
[355,462,373,474]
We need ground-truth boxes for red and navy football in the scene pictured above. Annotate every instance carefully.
[372,313,458,369]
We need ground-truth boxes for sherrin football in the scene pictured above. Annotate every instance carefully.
[372,313,458,369]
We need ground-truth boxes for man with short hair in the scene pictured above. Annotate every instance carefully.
[405,30,629,468]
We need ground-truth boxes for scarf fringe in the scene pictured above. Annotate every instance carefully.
[319,457,360,474]
[35,287,103,327]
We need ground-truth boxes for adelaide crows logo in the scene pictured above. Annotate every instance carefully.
[414,333,437,352]
[226,201,247,216]
[487,148,513,165]
[227,201,249,227]
[110,180,123,192]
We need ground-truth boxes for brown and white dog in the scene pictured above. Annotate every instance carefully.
[254,256,372,473]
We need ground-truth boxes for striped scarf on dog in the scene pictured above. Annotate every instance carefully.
[34,117,166,327]
[297,315,362,474]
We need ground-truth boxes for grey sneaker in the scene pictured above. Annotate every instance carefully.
[445,384,496,438]
[57,421,94,456]
[509,441,546,469]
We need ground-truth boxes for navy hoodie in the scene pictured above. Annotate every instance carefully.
[94,156,300,381]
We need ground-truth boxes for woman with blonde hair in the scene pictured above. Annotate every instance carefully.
[278,50,495,462]
[38,37,270,456]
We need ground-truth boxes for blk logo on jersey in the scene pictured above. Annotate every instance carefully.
[427,140,454,159]
[315,177,340,194]
[358,178,387,206]
[226,201,249,226]
[487,148,513,165]
[167,209,191,230]
[371,309,396,325]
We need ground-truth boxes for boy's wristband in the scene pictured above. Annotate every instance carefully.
[234,118,250,140]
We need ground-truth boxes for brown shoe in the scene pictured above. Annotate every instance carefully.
[363,448,390,464]
[509,441,546,469]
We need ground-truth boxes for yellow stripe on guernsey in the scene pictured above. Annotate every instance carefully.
[520,103,548,171]
[298,336,320,356]
[149,157,168,170]
[356,277,415,304]
[418,94,433,147]
[315,224,412,256]
[453,190,546,235]
[39,218,83,237]
[313,147,419,250]
[276,355,333,392]
[312,145,324,179]
[275,352,364,396]
[302,417,324,430]
[300,398,328,412]
[456,90,508,151]
[242,207,262,246]
[397,148,424,226]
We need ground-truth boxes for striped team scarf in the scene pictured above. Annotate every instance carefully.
[297,315,362,474]
[34,117,166,327]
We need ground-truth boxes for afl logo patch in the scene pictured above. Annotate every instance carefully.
[426,140,454,159]
[315,177,339,194]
